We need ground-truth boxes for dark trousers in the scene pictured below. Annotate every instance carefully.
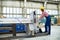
[45,24,51,34]
[45,16,51,34]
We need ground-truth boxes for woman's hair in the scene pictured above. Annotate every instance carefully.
[41,9,44,12]
[33,11,36,15]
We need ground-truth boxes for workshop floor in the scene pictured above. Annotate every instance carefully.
[0,26,60,40]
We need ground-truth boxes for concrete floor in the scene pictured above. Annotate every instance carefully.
[0,26,60,40]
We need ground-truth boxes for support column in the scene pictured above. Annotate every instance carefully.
[57,3,60,25]
[0,0,3,16]
[44,1,47,10]
[22,0,27,18]
[12,24,16,37]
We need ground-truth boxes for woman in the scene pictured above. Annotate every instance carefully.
[39,6,51,35]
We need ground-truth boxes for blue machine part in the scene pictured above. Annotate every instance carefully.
[0,30,9,32]
[16,23,26,32]
[0,24,12,33]
[54,18,57,24]
[0,23,26,33]
[0,24,13,27]
[40,18,46,23]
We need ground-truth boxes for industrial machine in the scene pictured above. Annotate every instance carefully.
[0,11,40,37]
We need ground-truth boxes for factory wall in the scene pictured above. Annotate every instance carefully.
[2,1,43,18]
[47,4,57,10]
[0,1,1,14]
[46,4,58,15]
[26,2,43,18]
[57,4,60,25]
[0,1,59,24]
[2,1,43,8]
[0,1,1,6]
[0,7,1,14]
[2,1,23,7]
[26,2,43,8]
[0,1,59,18]
[59,4,60,15]
[1,1,23,18]
[46,4,58,24]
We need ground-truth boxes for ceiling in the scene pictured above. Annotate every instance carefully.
[1,0,60,4]
[1,0,60,1]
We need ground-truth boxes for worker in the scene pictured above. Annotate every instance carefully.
[39,6,51,35]
[29,11,39,36]
[29,11,36,36]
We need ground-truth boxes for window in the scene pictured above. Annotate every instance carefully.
[27,8,30,14]
[27,15,30,18]
[10,7,12,13]
[52,10,58,15]
[3,7,22,18]
[13,8,17,13]
[46,9,58,15]
[7,7,10,13]
[36,9,41,14]
[46,10,52,15]
[3,7,7,13]
[29,9,33,13]
[27,8,38,14]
